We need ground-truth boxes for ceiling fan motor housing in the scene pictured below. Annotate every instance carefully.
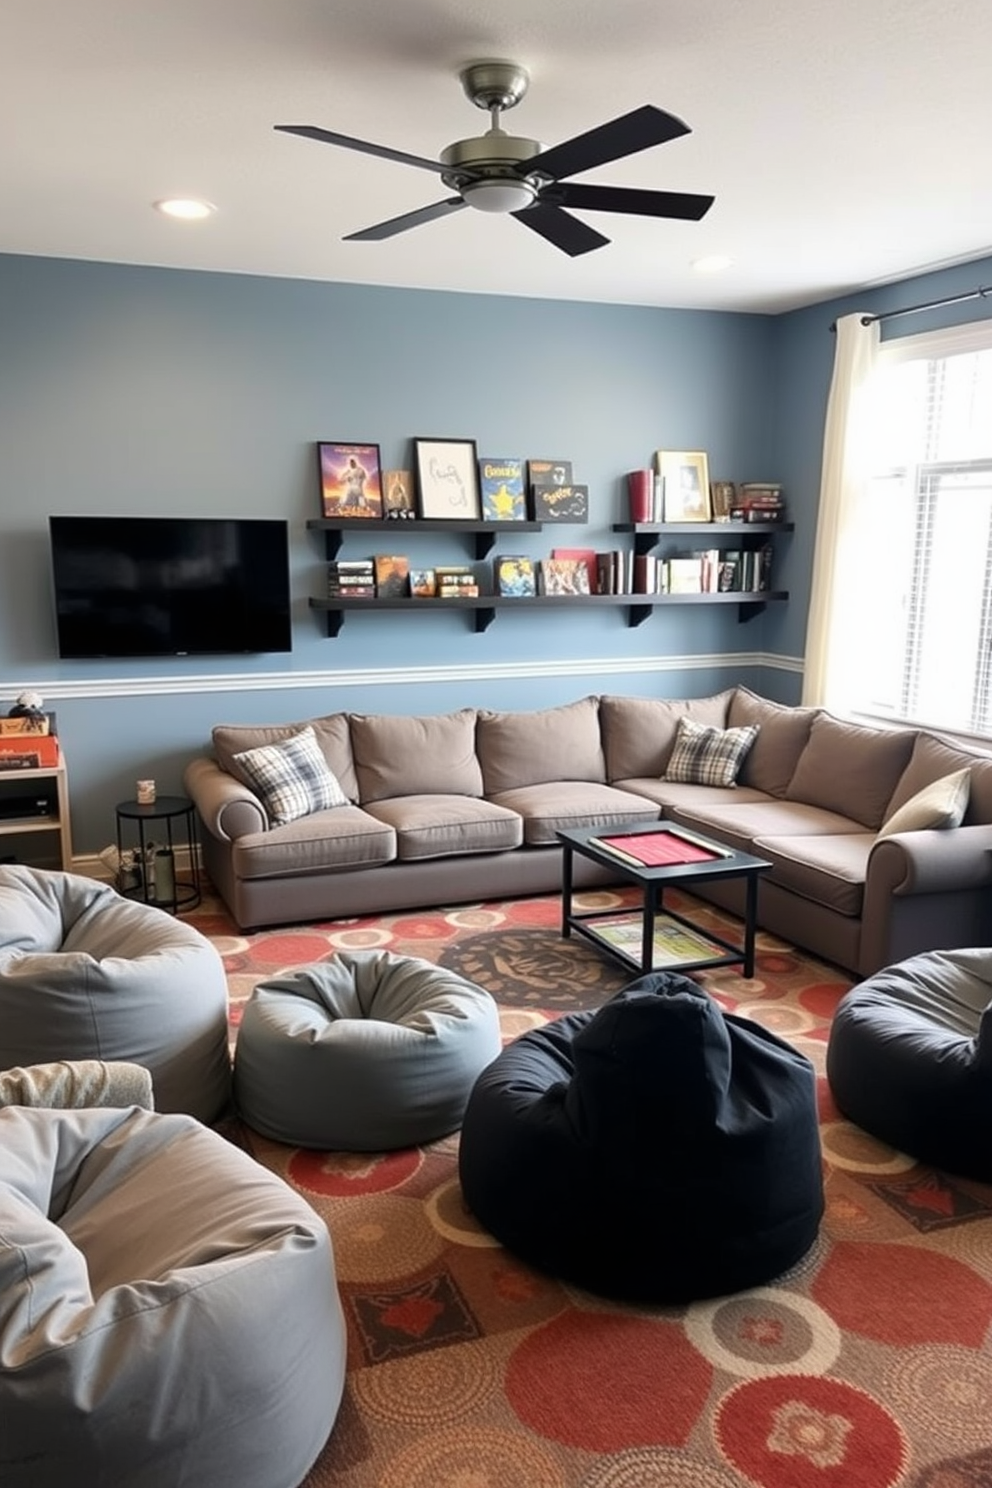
[441,132,544,212]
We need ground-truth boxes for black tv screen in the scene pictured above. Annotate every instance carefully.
[49,516,293,659]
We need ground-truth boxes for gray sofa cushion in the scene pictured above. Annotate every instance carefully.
[670,798,866,856]
[750,833,875,917]
[477,696,605,794]
[727,688,819,796]
[600,691,733,782]
[786,714,916,828]
[350,708,483,803]
[229,806,396,877]
[362,795,523,860]
[213,712,359,802]
[489,781,659,845]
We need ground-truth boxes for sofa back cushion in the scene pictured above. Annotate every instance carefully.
[727,688,819,797]
[600,692,733,782]
[785,714,916,828]
[213,713,359,802]
[885,731,992,827]
[477,697,605,794]
[349,709,483,803]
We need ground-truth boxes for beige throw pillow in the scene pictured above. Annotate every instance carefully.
[878,768,971,837]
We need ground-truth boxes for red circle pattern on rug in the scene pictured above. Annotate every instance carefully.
[505,1310,713,1452]
[714,1374,907,1488]
[812,1241,992,1347]
[289,1146,421,1197]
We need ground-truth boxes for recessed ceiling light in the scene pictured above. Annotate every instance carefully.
[154,198,216,221]
[691,254,733,274]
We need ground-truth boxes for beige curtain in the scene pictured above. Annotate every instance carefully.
[802,313,880,707]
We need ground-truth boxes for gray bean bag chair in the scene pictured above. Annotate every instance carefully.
[0,1104,346,1488]
[0,864,231,1122]
[234,949,502,1149]
[458,973,824,1303]
[826,947,992,1180]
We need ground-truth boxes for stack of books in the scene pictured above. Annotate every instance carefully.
[327,559,375,597]
[731,484,787,522]
[435,564,480,598]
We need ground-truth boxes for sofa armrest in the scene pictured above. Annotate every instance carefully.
[867,823,992,896]
[859,824,992,975]
[183,757,268,841]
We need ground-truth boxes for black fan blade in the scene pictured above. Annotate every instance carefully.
[343,197,467,242]
[512,202,610,257]
[275,124,448,176]
[526,105,691,183]
[556,182,714,222]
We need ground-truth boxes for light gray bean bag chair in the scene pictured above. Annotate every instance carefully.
[827,946,992,1181]
[0,1104,346,1488]
[0,864,231,1122]
[234,948,502,1149]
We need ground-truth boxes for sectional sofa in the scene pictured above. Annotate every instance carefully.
[183,689,992,976]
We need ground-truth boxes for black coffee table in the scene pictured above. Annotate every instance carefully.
[557,820,771,978]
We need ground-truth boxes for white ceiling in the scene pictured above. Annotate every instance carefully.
[3,0,992,315]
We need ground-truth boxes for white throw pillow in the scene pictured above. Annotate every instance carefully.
[878,768,971,837]
[662,718,760,789]
[231,726,348,826]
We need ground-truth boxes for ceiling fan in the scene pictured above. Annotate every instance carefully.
[275,60,714,258]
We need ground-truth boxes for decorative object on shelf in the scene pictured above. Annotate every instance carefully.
[3,692,50,736]
[414,438,482,520]
[479,456,526,521]
[540,557,591,595]
[316,442,383,519]
[551,546,598,593]
[656,449,712,522]
[495,555,536,597]
[373,554,410,597]
[626,469,655,523]
[531,482,589,522]
[710,480,737,521]
[409,568,437,597]
[383,468,415,518]
[527,457,578,519]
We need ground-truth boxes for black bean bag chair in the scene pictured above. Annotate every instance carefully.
[826,947,992,1181]
[458,973,823,1303]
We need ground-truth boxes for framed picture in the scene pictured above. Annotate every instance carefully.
[317,442,383,519]
[710,480,737,521]
[413,438,482,520]
[383,468,415,518]
[655,449,712,522]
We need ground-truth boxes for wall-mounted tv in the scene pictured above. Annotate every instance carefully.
[48,516,293,659]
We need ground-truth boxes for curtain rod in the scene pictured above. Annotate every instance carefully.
[829,285,992,332]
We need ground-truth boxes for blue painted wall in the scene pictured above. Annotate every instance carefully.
[2,248,991,856]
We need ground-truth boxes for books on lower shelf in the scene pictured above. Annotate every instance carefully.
[586,911,724,968]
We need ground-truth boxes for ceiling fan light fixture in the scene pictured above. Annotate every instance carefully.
[461,177,536,214]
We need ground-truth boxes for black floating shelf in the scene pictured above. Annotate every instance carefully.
[309,590,788,635]
[308,517,542,560]
[612,520,794,558]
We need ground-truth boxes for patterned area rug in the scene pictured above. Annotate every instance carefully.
[189,886,992,1488]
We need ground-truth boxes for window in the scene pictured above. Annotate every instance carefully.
[854,322,992,736]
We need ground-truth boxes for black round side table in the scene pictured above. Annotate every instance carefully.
[115,795,201,913]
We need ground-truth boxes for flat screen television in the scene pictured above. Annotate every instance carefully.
[48,516,293,659]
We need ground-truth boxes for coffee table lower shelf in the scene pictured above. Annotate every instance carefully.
[567,906,750,977]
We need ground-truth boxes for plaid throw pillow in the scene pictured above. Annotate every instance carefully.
[231,726,348,826]
[663,718,760,789]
